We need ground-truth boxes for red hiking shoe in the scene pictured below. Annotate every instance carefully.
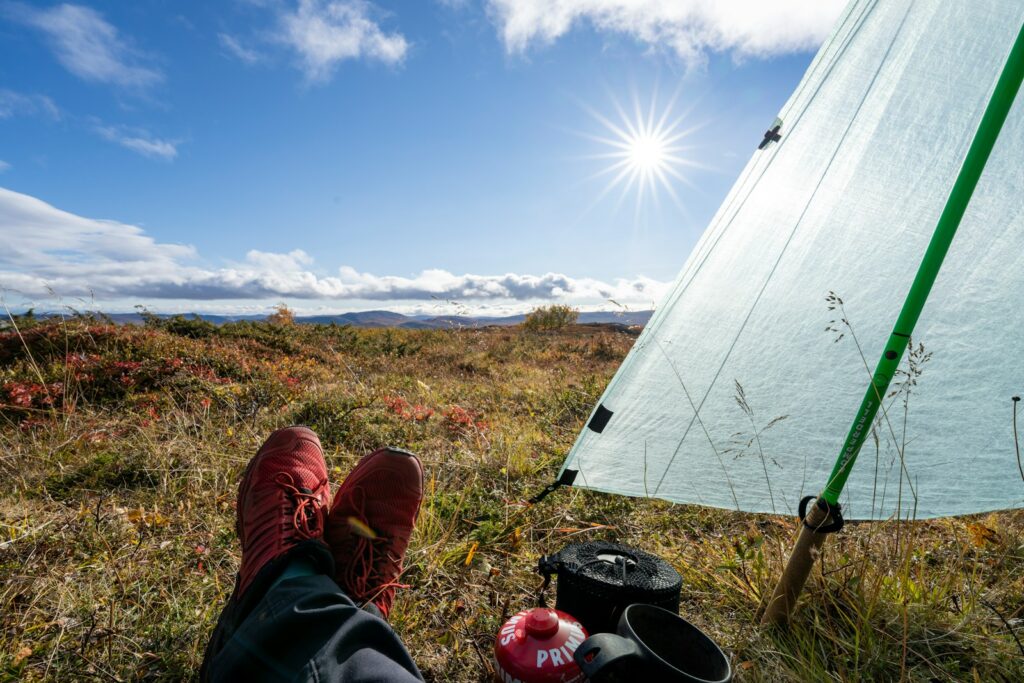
[235,426,330,598]
[325,447,424,618]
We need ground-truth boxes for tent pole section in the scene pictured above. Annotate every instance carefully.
[760,21,1024,626]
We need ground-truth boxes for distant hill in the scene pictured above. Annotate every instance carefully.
[75,309,654,329]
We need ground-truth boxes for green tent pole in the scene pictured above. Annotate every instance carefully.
[761,20,1024,625]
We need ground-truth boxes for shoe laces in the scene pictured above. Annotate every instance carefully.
[274,471,326,539]
[341,487,410,611]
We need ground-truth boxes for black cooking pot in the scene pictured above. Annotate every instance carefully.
[538,541,681,635]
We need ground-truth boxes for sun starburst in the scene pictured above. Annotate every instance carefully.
[579,88,704,216]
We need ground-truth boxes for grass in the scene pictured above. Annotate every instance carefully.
[0,314,1021,681]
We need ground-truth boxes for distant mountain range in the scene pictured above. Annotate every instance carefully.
[90,309,654,329]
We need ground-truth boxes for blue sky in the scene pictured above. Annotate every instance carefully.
[0,0,844,315]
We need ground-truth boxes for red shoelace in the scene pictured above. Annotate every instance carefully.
[339,486,411,613]
[274,471,326,539]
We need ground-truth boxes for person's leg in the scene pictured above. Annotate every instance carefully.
[200,427,423,682]
[202,547,421,681]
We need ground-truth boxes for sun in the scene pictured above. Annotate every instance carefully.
[628,133,668,172]
[579,89,703,214]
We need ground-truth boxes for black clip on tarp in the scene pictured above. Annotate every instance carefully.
[528,469,578,504]
[759,117,783,150]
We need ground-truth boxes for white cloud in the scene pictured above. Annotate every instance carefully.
[245,249,315,271]
[331,266,666,303]
[0,187,669,311]
[0,89,60,120]
[0,89,175,161]
[485,0,845,64]
[278,0,409,81]
[0,161,9,173]
[8,3,162,88]
[219,32,262,64]
[95,125,179,161]
[0,186,195,297]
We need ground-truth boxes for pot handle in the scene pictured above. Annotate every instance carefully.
[573,633,641,680]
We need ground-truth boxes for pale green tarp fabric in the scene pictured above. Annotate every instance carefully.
[560,0,1024,520]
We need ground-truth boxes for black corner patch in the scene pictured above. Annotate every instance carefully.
[558,469,578,486]
[587,404,613,433]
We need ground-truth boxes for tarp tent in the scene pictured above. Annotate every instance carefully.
[557,0,1024,521]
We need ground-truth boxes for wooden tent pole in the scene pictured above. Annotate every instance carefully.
[759,500,831,623]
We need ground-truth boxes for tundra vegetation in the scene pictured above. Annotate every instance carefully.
[0,312,1021,681]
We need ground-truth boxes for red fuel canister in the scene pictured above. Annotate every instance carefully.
[493,607,588,683]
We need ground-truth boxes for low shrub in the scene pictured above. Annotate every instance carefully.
[522,304,579,332]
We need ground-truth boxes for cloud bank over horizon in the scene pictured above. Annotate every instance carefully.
[0,186,669,314]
